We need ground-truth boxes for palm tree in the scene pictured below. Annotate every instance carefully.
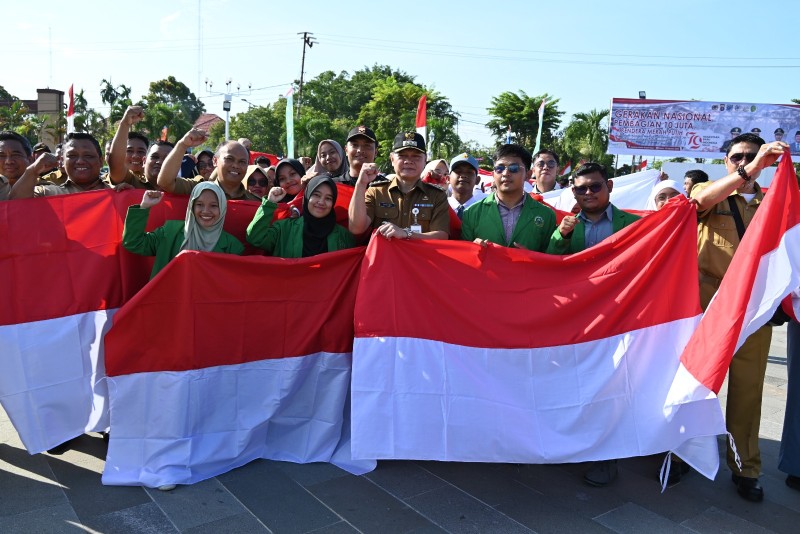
[559,109,612,166]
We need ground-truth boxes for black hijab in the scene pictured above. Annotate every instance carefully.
[275,158,306,202]
[302,174,338,258]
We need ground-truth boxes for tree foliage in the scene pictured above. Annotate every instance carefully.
[486,91,563,149]
[557,109,613,168]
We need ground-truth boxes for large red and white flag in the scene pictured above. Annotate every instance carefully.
[102,248,374,487]
[66,84,75,133]
[415,94,427,143]
[351,196,726,479]
[666,152,800,406]
[0,190,259,453]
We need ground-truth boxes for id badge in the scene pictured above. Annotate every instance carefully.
[410,224,422,233]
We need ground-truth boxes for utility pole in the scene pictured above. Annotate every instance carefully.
[296,32,317,118]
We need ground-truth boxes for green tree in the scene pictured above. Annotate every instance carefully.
[137,76,205,141]
[486,91,563,149]
[71,89,110,143]
[227,101,286,155]
[100,79,133,124]
[558,109,613,168]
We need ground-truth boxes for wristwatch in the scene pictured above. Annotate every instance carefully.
[737,165,751,182]
[405,227,413,239]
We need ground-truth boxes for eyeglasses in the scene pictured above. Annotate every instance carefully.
[728,152,757,165]
[534,160,558,169]
[573,182,605,195]
[248,178,269,187]
[493,163,522,174]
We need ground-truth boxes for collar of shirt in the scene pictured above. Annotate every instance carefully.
[388,176,422,194]
[577,203,613,225]
[495,193,525,210]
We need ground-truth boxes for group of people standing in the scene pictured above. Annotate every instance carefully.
[0,103,796,503]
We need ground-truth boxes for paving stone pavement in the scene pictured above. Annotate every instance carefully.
[1,325,797,533]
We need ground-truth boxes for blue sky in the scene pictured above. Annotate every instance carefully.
[5,0,799,149]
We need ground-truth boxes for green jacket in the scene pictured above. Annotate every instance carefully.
[246,199,355,258]
[546,204,640,254]
[122,205,244,279]
[461,193,557,252]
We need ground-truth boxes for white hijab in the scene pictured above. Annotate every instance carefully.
[645,179,683,211]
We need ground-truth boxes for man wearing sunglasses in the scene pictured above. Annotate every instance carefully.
[460,144,556,251]
[547,162,640,256]
[691,133,788,502]
[531,149,561,194]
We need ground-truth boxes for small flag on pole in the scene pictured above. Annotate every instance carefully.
[285,86,295,159]
[416,95,427,145]
[66,84,75,134]
[640,159,648,170]
[560,161,572,176]
[533,99,546,154]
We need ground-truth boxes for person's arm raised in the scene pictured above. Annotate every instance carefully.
[157,128,208,193]
[108,106,144,184]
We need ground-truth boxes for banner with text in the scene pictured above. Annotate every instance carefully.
[608,98,800,158]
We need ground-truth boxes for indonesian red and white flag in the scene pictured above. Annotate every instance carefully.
[0,190,259,454]
[666,152,800,407]
[351,196,726,479]
[66,84,75,134]
[415,94,427,143]
[640,159,648,170]
[102,248,375,487]
[560,160,572,176]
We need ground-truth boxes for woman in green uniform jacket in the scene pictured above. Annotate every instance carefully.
[122,181,244,278]
[247,174,355,257]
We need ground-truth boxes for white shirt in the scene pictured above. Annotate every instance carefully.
[448,191,487,212]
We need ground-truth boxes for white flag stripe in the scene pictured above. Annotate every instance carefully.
[352,317,724,479]
[731,223,800,352]
[103,352,374,487]
[0,310,113,453]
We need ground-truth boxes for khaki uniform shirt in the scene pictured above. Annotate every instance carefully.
[105,169,154,190]
[364,175,450,234]
[0,175,10,201]
[691,180,764,307]
[34,178,111,197]
[172,175,260,201]
[42,169,68,186]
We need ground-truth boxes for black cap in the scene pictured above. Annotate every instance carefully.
[32,142,51,153]
[392,131,426,154]
[730,127,742,134]
[750,127,761,134]
[775,128,785,134]
[346,125,377,144]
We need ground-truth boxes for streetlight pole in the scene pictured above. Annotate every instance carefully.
[296,32,317,118]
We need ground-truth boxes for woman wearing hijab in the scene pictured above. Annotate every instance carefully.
[306,139,347,182]
[421,159,449,190]
[242,165,271,199]
[269,158,305,203]
[123,182,244,278]
[646,179,683,211]
[246,174,354,258]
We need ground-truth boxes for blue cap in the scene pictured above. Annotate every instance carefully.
[449,152,479,173]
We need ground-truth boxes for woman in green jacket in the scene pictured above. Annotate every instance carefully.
[123,181,244,278]
[247,174,355,257]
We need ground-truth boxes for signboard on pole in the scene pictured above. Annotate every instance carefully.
[608,98,800,158]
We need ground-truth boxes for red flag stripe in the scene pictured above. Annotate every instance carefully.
[104,247,364,376]
[415,95,426,129]
[354,197,701,349]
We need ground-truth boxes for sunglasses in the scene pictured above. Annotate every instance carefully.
[534,160,558,169]
[248,178,269,187]
[493,163,522,174]
[573,182,605,195]
[728,152,757,165]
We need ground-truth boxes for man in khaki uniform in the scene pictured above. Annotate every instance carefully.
[107,106,172,190]
[691,132,787,502]
[349,131,449,240]
[157,128,259,201]
[0,131,34,200]
[9,133,110,198]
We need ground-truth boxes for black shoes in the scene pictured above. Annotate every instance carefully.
[584,460,618,487]
[786,475,800,491]
[665,460,691,486]
[732,474,764,502]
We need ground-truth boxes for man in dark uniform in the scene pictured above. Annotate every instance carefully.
[774,128,785,142]
[349,131,449,240]
[720,127,742,153]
